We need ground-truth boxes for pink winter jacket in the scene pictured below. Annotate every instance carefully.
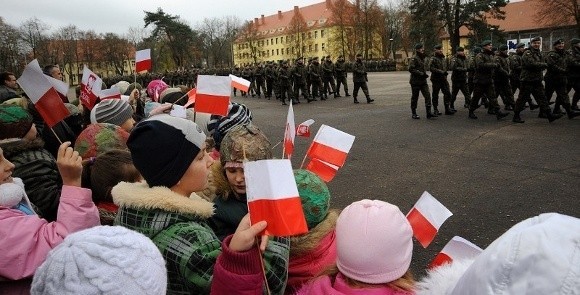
[287,230,336,293]
[0,186,100,280]
[297,273,415,295]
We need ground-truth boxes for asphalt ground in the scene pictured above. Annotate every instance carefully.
[230,71,579,278]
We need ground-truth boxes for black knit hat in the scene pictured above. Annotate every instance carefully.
[0,104,33,141]
[553,39,564,46]
[128,114,206,188]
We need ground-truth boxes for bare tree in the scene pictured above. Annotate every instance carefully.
[535,0,580,35]
[382,2,409,59]
[0,17,23,73]
[77,30,99,70]
[52,25,80,84]
[288,8,310,59]
[101,33,132,76]
[328,0,358,59]
[237,20,261,64]
[199,16,242,67]
[126,26,149,48]
[19,17,50,60]
[354,0,383,59]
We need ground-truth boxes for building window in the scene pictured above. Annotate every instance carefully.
[277,49,279,55]
[315,44,318,51]
[275,38,278,44]
[321,30,325,38]
[266,39,269,46]
[308,32,312,39]
[302,33,305,39]
[271,38,273,44]
[272,49,274,56]
[309,45,312,52]
[315,31,318,38]
[322,43,325,51]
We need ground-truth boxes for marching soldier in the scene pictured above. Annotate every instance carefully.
[231,65,241,97]
[253,63,267,98]
[566,38,580,111]
[450,47,470,110]
[430,44,454,115]
[309,57,324,100]
[265,61,275,99]
[545,39,580,119]
[494,45,516,111]
[291,57,310,103]
[352,53,374,104]
[513,37,563,123]
[322,55,338,98]
[409,43,435,119]
[278,60,294,105]
[334,55,350,97]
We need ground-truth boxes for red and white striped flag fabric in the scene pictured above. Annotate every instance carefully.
[99,88,121,100]
[135,49,151,73]
[306,158,338,182]
[406,191,453,248]
[17,59,70,128]
[184,88,196,108]
[306,124,355,167]
[195,75,230,116]
[283,101,295,159]
[80,66,103,110]
[296,119,315,137]
[429,236,482,269]
[229,74,251,92]
[47,75,69,98]
[244,159,308,236]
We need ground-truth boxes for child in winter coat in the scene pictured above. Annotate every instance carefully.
[297,199,416,295]
[286,169,339,294]
[112,114,289,294]
[81,149,142,225]
[0,142,100,281]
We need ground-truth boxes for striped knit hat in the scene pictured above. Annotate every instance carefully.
[90,99,134,127]
[208,103,252,150]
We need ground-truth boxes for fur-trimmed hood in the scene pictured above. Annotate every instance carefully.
[415,258,475,295]
[112,181,214,219]
[290,209,339,257]
[0,137,45,158]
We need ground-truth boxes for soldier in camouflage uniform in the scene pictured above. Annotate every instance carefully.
[409,43,435,119]
[494,45,516,111]
[513,37,563,123]
[253,63,267,98]
[334,55,350,97]
[450,47,470,110]
[309,57,324,101]
[231,65,241,97]
[291,57,311,103]
[468,40,509,120]
[430,45,454,115]
[265,62,275,99]
[322,55,338,98]
[545,39,580,119]
[508,43,539,110]
[566,38,580,110]
[278,60,294,105]
[352,53,374,104]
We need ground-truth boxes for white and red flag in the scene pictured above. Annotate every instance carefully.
[306,124,355,167]
[244,159,308,236]
[406,191,453,248]
[183,88,196,108]
[47,75,69,98]
[306,158,339,182]
[195,75,230,116]
[99,88,121,100]
[135,49,151,73]
[429,236,482,269]
[283,101,295,159]
[80,66,103,110]
[296,119,315,137]
[17,59,70,128]
[229,74,251,92]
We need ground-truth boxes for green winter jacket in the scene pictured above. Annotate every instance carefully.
[112,181,289,295]
[520,48,547,82]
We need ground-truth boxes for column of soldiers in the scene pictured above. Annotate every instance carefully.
[408,37,580,122]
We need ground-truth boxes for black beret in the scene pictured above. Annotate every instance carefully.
[434,44,443,50]
[414,43,423,50]
[481,40,492,46]
[553,39,564,46]
[531,36,542,42]
[499,45,508,51]
[456,47,464,52]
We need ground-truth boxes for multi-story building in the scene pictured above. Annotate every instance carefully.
[233,0,384,65]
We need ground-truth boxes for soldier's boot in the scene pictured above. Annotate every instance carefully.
[433,107,442,116]
[345,91,351,97]
[412,109,420,120]
[512,112,525,123]
[528,98,539,110]
[538,109,548,118]
[565,105,580,119]
[546,110,564,123]
[496,109,510,120]
[504,104,514,111]
[449,102,457,113]
[282,98,287,105]
[468,110,477,119]
[445,104,455,115]
[464,98,471,109]
[552,104,563,115]
[426,107,436,119]
[367,97,375,103]
[354,97,360,104]
[334,92,339,98]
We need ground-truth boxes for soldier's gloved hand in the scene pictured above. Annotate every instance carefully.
[443,72,448,76]
[423,73,429,78]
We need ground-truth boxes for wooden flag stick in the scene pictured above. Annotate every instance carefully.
[255,238,271,295]
[49,127,63,145]
[299,153,308,169]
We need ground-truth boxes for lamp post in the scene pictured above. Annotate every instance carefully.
[389,38,394,61]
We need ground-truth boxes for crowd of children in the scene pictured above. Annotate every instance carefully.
[0,77,578,294]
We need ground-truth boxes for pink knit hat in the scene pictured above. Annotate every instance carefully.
[336,199,413,284]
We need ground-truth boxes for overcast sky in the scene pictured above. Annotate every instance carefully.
[2,0,393,35]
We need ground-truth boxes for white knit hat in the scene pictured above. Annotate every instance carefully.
[449,213,580,295]
[336,199,413,284]
[31,226,167,295]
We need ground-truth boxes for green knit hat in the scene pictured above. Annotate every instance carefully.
[293,169,330,230]
[74,123,129,159]
[0,104,33,141]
